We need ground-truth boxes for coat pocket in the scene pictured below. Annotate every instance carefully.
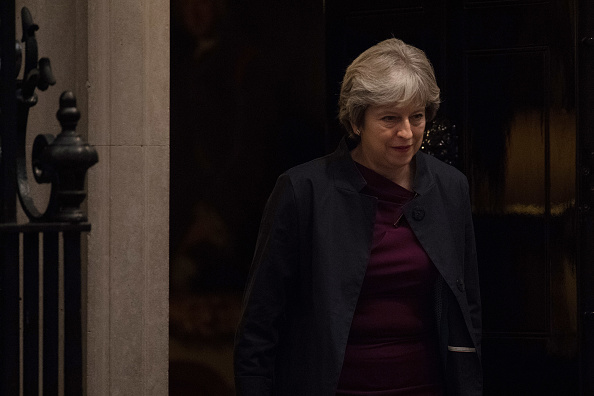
[448,345,476,353]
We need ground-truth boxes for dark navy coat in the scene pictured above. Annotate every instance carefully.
[234,139,482,395]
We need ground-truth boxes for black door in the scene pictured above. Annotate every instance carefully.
[326,1,592,394]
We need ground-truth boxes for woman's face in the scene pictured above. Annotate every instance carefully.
[353,102,426,180]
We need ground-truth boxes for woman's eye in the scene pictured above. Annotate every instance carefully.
[410,114,425,124]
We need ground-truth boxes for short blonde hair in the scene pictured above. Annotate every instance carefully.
[338,38,441,144]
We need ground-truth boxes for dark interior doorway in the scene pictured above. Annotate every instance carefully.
[169,1,326,393]
[170,0,594,394]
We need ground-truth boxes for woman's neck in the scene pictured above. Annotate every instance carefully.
[351,147,415,191]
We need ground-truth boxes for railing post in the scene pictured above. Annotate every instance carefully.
[0,0,17,223]
[64,230,83,394]
[1,1,20,395]
[44,231,60,395]
[23,232,41,395]
[0,234,20,396]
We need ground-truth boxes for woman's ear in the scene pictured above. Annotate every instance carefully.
[350,122,360,135]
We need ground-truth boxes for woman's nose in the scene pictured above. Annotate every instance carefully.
[397,120,413,138]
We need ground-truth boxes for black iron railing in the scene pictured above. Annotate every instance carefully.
[0,4,97,395]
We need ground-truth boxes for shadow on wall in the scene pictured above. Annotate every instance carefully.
[169,0,325,393]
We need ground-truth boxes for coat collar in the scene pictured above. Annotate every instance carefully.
[330,138,367,192]
[330,137,436,196]
[412,150,437,195]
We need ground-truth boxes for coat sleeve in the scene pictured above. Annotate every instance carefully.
[447,177,483,396]
[443,176,483,396]
[462,178,482,357]
[234,174,300,396]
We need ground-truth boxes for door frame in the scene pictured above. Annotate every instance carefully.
[577,1,594,394]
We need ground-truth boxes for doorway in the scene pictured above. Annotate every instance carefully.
[169,0,593,393]
[169,0,326,393]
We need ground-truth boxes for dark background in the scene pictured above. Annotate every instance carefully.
[169,0,326,394]
[169,0,593,394]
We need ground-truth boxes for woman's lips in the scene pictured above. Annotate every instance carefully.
[392,145,411,152]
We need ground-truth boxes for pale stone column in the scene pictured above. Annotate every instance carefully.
[14,0,170,394]
[86,0,170,395]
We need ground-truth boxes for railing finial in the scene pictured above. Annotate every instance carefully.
[14,8,98,223]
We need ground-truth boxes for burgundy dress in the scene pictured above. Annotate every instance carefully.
[335,163,444,395]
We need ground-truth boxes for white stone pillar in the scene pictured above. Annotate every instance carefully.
[86,0,170,395]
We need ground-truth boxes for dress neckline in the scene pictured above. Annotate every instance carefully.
[355,161,415,204]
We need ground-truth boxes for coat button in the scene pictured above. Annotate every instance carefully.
[412,206,425,221]
[456,279,465,293]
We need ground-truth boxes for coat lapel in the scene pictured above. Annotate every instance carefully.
[326,138,377,303]
[404,153,462,290]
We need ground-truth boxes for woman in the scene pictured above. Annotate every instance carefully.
[234,38,482,395]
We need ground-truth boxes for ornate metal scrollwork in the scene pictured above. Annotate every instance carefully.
[14,7,98,222]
